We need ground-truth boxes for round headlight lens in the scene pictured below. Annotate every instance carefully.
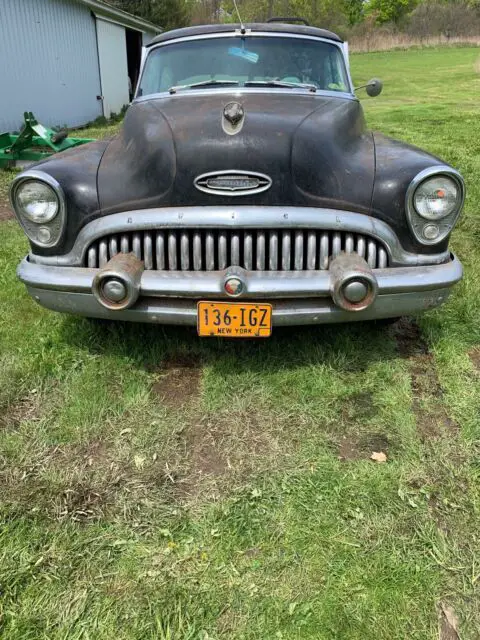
[413,175,460,220]
[15,180,59,223]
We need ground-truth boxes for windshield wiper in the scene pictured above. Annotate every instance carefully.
[169,80,240,94]
[244,80,317,92]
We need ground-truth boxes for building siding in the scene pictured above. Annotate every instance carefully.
[0,0,103,132]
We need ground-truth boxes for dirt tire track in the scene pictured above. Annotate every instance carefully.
[0,390,43,430]
[151,354,202,409]
[390,318,458,440]
[468,347,480,372]
[0,202,13,222]
[149,354,227,498]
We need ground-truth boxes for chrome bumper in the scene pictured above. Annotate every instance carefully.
[18,254,463,326]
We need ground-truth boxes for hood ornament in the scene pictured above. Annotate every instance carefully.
[223,102,244,126]
[194,170,272,196]
[222,102,245,135]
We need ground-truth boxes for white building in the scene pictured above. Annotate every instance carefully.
[0,0,161,131]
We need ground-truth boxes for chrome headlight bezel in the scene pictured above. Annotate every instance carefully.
[10,170,66,248]
[405,166,465,246]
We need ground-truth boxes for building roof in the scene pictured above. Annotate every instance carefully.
[148,22,342,47]
[78,0,162,33]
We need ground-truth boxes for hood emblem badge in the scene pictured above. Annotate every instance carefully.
[194,171,272,196]
[223,102,244,126]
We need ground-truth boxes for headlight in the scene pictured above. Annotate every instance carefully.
[406,166,465,246]
[10,170,66,248]
[413,175,461,220]
[16,180,59,223]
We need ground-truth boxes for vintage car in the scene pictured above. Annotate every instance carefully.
[12,20,464,338]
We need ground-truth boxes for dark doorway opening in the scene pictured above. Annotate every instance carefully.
[126,28,143,99]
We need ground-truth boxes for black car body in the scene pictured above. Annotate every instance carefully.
[12,22,464,337]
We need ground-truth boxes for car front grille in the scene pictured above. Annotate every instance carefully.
[85,229,389,271]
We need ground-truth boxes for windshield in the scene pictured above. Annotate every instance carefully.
[138,36,350,97]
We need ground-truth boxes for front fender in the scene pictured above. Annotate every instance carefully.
[24,139,110,257]
[372,133,448,254]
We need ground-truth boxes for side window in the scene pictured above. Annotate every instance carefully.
[324,50,347,91]
[139,52,161,95]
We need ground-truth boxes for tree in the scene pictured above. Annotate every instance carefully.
[407,0,480,37]
[345,0,365,25]
[365,0,418,24]
[110,0,190,31]
[217,0,352,32]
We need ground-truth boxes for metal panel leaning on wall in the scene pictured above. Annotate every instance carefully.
[95,17,130,118]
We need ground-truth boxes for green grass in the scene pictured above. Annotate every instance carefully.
[70,120,122,141]
[0,46,479,638]
[0,168,17,206]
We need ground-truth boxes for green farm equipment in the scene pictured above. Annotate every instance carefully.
[0,112,95,169]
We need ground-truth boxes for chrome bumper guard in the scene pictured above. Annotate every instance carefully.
[18,253,463,326]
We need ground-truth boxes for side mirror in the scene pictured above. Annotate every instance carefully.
[366,78,383,97]
[355,78,383,97]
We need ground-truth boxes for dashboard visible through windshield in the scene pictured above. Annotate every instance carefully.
[138,36,350,97]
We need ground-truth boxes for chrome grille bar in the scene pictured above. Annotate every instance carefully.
[144,232,153,270]
[168,232,177,270]
[357,235,366,259]
[87,246,96,268]
[193,232,202,271]
[244,232,253,270]
[307,232,316,270]
[345,233,354,254]
[367,239,377,268]
[231,233,240,266]
[86,228,390,271]
[319,232,329,270]
[109,236,118,258]
[257,231,266,270]
[294,231,303,271]
[156,232,165,270]
[218,232,227,270]
[269,231,278,270]
[132,233,141,260]
[180,232,189,271]
[332,232,341,258]
[205,232,214,271]
[378,247,388,269]
[99,240,108,267]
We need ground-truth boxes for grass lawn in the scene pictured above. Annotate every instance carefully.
[0,47,479,639]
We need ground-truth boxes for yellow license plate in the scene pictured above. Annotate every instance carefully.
[197,301,272,338]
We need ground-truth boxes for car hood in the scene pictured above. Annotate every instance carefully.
[97,92,375,214]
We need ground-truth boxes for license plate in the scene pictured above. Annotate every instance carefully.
[197,301,272,338]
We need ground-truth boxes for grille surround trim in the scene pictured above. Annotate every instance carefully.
[27,207,451,268]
